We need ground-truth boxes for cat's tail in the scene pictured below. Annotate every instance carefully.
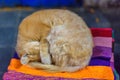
[28,62,82,72]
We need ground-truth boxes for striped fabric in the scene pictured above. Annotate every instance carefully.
[3,28,116,80]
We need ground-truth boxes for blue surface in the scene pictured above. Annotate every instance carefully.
[70,9,111,28]
[0,0,4,7]
[41,0,59,7]
[0,11,20,27]
[0,47,15,79]
[19,10,36,22]
[0,27,17,47]
[0,0,82,7]
[0,47,15,72]
[0,72,4,80]
[22,0,41,7]
[4,0,21,7]
[59,0,76,6]
[115,29,120,43]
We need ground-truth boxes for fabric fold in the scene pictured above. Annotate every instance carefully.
[6,58,114,79]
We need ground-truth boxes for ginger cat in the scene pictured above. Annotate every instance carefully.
[16,9,94,72]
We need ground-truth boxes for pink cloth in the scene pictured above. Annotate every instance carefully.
[93,37,112,48]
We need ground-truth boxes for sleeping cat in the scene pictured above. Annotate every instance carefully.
[16,9,94,72]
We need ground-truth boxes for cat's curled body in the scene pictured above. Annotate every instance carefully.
[16,9,94,72]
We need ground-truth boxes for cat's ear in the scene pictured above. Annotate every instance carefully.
[20,53,30,65]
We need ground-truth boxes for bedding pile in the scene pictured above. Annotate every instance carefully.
[3,28,118,80]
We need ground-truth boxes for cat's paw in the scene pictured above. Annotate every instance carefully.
[40,54,51,64]
[20,54,30,65]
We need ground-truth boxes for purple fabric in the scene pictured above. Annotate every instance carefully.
[110,62,114,70]
[89,46,112,66]
[3,70,101,80]
[13,52,20,59]
[89,57,110,66]
[92,46,112,58]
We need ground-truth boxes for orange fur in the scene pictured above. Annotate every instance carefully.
[16,9,94,72]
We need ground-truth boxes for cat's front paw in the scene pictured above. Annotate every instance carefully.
[40,54,51,64]
[20,54,30,65]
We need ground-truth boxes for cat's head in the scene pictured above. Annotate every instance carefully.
[20,41,40,65]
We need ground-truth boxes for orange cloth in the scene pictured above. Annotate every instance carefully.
[8,58,114,80]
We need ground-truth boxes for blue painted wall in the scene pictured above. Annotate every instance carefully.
[0,0,83,7]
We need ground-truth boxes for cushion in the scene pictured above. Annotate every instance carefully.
[3,28,118,80]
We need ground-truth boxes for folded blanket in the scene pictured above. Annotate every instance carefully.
[3,28,116,80]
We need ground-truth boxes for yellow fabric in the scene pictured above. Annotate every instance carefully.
[8,58,114,79]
